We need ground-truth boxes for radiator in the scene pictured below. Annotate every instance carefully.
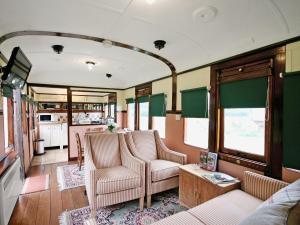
[0,157,24,225]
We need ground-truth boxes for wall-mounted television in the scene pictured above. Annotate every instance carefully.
[1,47,32,89]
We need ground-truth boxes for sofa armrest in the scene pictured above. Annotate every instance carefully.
[154,130,187,164]
[244,171,289,201]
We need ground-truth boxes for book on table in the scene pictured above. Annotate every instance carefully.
[202,172,236,184]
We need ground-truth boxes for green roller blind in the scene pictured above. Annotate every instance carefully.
[181,87,208,118]
[220,77,268,108]
[126,98,134,104]
[2,85,13,98]
[283,71,300,170]
[150,93,166,117]
[137,95,149,103]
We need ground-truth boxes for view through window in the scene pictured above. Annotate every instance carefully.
[139,102,149,130]
[184,118,209,149]
[127,103,135,131]
[223,108,265,156]
[152,117,166,138]
[3,97,9,149]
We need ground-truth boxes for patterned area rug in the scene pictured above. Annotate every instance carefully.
[57,164,85,191]
[59,190,186,225]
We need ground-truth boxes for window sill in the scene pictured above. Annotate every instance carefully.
[218,152,267,172]
[0,150,18,178]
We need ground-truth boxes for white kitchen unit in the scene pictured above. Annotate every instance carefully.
[39,123,68,149]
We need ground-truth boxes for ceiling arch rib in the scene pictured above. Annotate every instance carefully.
[0,30,176,74]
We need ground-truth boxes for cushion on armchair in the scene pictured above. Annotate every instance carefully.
[151,160,181,182]
[96,166,141,195]
[131,131,157,161]
[239,179,300,225]
[89,133,121,169]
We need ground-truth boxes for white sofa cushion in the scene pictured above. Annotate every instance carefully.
[152,211,205,225]
[96,166,140,194]
[151,159,180,182]
[189,190,263,225]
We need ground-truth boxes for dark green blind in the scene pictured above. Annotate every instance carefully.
[283,71,300,170]
[181,87,208,118]
[137,95,149,103]
[150,93,166,117]
[2,85,13,98]
[126,98,134,104]
[220,77,268,108]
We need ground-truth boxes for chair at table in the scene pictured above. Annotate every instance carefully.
[84,133,145,223]
[75,132,84,170]
[125,130,187,207]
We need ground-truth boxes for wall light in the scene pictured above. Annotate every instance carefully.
[86,61,96,71]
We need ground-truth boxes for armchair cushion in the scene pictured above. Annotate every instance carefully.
[96,166,141,195]
[151,160,181,182]
[131,131,157,161]
[89,133,121,169]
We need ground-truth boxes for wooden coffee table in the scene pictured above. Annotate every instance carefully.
[179,164,241,208]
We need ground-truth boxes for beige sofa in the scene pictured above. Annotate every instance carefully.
[152,171,289,225]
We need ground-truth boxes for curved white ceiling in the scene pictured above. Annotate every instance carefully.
[0,0,299,88]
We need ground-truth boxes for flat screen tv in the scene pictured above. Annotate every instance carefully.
[1,47,32,89]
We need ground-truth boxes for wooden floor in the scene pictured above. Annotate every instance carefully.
[9,161,89,225]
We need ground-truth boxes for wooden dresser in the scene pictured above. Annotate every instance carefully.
[179,164,241,208]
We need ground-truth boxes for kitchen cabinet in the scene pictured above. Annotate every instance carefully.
[39,123,68,148]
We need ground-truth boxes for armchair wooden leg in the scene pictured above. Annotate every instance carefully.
[139,197,144,211]
[147,195,151,208]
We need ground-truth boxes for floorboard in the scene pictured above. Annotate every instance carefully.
[9,161,88,225]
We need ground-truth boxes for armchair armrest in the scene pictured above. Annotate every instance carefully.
[154,130,187,165]
[84,134,97,208]
[119,134,145,176]
[244,171,288,201]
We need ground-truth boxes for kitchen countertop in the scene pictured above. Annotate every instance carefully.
[39,121,67,125]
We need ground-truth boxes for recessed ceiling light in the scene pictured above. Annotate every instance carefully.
[86,61,96,71]
[102,39,113,48]
[146,0,156,5]
[192,6,217,23]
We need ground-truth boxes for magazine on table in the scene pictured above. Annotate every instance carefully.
[202,172,236,184]
[199,152,218,171]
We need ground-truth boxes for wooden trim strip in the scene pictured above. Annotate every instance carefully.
[0,30,176,74]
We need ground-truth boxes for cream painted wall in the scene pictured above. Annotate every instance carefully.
[122,88,135,111]
[152,77,172,111]
[37,94,67,102]
[286,41,300,72]
[176,67,210,111]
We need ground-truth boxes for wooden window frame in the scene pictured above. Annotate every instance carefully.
[209,47,285,178]
[135,83,152,130]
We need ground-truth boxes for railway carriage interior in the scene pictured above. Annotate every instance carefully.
[0,1,300,225]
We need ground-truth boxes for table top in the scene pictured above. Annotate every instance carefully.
[179,164,240,188]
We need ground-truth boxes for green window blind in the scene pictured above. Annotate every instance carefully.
[2,85,13,99]
[181,87,208,118]
[220,77,268,108]
[283,71,300,170]
[137,95,149,103]
[150,93,166,117]
[126,98,134,104]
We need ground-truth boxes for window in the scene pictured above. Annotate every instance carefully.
[127,103,135,131]
[184,118,209,149]
[223,108,265,156]
[104,104,108,118]
[139,102,149,130]
[109,103,115,118]
[152,117,165,138]
[2,97,9,149]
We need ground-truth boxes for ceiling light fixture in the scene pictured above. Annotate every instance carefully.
[52,45,64,54]
[154,40,166,50]
[146,0,156,5]
[102,39,113,48]
[106,73,112,78]
[86,61,96,71]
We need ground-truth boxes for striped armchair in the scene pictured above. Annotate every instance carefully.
[126,130,187,207]
[84,133,145,222]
